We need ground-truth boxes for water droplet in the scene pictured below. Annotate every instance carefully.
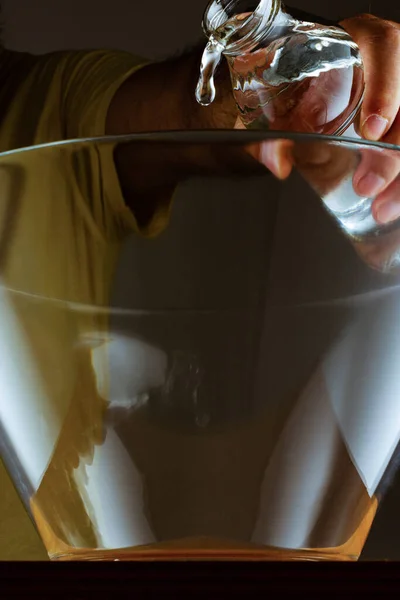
[196,38,225,106]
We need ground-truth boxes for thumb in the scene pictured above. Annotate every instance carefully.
[235,117,293,179]
[341,15,400,141]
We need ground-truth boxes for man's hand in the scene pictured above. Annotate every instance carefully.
[340,14,400,225]
[342,14,400,144]
[249,14,400,225]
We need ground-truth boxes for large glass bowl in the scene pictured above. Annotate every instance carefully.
[1,131,400,561]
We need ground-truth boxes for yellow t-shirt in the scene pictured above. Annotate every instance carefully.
[0,48,149,560]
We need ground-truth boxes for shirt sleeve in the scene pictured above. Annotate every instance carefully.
[59,49,147,139]
[52,49,172,238]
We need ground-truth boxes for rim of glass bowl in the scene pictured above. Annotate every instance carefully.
[0,130,399,158]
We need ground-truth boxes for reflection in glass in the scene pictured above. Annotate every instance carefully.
[0,132,400,561]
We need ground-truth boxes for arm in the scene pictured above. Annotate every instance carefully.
[106,49,236,135]
[105,5,337,135]
[106,50,264,228]
[107,11,400,229]
[104,7,339,224]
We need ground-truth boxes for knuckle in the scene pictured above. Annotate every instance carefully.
[382,23,400,48]
[365,90,395,116]
[342,13,378,29]
[343,13,400,44]
[343,12,375,22]
[354,12,377,21]
[365,25,397,46]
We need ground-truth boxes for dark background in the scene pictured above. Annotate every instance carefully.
[2,0,400,56]
[1,0,400,561]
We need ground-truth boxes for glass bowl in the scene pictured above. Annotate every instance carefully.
[1,130,400,561]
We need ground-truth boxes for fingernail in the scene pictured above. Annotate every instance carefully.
[376,201,400,224]
[362,114,389,141]
[355,172,386,197]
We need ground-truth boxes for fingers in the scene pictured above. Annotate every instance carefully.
[342,13,400,225]
[235,117,294,179]
[353,150,400,226]
[353,110,400,223]
[373,173,400,225]
[371,111,400,223]
[247,139,294,179]
[340,14,400,141]
[294,142,357,198]
[353,146,400,200]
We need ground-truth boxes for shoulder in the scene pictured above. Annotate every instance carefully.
[0,48,145,148]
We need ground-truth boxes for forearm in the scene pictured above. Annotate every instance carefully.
[106,47,237,134]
